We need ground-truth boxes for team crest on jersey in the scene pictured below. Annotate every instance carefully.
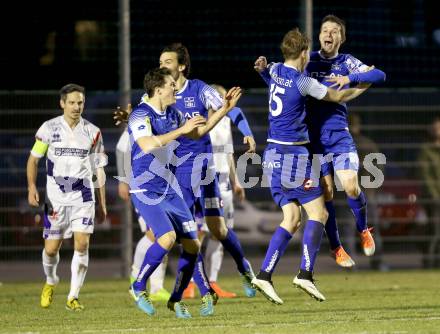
[52,133,61,143]
[184,97,195,108]
[331,63,341,71]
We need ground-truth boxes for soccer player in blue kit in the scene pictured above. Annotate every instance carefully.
[158,43,257,301]
[128,67,242,318]
[116,43,257,305]
[306,15,386,264]
[254,15,386,268]
[251,28,370,304]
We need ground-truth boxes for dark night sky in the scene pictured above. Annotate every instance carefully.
[2,0,439,90]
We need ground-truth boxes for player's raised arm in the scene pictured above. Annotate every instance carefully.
[325,61,386,91]
[134,114,206,152]
[297,75,369,104]
[185,87,242,139]
[324,84,371,103]
[211,84,256,153]
[254,56,271,86]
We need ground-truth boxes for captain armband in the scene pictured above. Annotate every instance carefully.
[30,140,49,157]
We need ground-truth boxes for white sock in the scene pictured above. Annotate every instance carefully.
[150,255,167,293]
[205,238,223,282]
[68,250,89,300]
[131,235,152,278]
[42,249,60,285]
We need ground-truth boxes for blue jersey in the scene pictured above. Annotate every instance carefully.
[305,51,384,131]
[128,101,185,194]
[266,63,327,145]
[174,79,224,173]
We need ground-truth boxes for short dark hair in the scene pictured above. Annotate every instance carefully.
[161,43,191,77]
[280,28,310,60]
[143,67,172,97]
[59,83,85,101]
[321,15,346,43]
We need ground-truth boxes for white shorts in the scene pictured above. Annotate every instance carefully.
[138,215,148,233]
[200,188,234,232]
[134,208,148,233]
[43,203,95,240]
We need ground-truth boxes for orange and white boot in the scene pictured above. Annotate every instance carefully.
[210,282,237,298]
[182,281,196,299]
[332,246,355,268]
[360,227,375,256]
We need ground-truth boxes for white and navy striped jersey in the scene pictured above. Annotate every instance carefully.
[31,116,107,206]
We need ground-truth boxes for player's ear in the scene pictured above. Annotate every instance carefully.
[178,64,186,74]
[155,86,161,97]
[301,50,308,61]
[60,99,65,109]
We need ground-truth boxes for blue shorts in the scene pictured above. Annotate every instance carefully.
[310,129,359,177]
[131,191,197,240]
[263,143,322,207]
[176,170,224,218]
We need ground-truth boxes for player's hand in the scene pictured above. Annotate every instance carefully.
[325,76,350,90]
[28,185,40,207]
[223,87,242,111]
[181,115,206,134]
[113,103,132,126]
[96,205,107,224]
[118,182,130,202]
[254,56,268,73]
[233,183,246,202]
[361,65,375,72]
[243,136,256,153]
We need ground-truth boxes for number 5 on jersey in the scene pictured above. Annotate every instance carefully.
[269,84,285,116]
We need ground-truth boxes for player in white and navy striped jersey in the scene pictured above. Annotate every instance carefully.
[27,83,107,311]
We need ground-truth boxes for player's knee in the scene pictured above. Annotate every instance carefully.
[157,231,176,250]
[183,239,201,254]
[207,219,228,240]
[280,218,300,235]
[44,247,59,258]
[343,177,361,198]
[74,241,89,253]
[308,208,329,224]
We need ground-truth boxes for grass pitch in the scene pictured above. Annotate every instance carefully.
[1,270,439,334]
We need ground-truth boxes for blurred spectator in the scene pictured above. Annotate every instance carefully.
[417,117,440,267]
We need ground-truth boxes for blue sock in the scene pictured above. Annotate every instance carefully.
[169,251,198,302]
[300,220,324,272]
[133,242,168,291]
[260,226,292,276]
[347,192,367,233]
[192,253,211,297]
[324,201,341,250]
[220,229,250,274]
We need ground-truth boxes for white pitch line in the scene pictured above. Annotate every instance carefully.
[11,316,439,334]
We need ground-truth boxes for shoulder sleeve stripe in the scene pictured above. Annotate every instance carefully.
[92,131,101,148]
